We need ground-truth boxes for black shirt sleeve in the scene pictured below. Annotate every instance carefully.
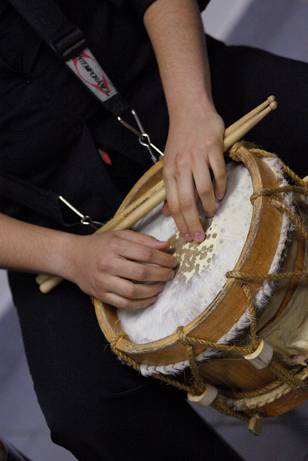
[198,0,211,11]
[129,0,157,18]
[130,0,210,19]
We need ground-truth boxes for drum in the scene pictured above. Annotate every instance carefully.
[94,142,308,433]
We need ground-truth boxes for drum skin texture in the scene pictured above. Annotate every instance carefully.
[94,143,308,422]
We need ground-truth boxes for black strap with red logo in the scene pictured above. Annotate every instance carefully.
[8,0,129,116]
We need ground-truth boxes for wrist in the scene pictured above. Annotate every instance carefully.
[168,92,217,124]
[168,91,217,120]
[45,231,81,281]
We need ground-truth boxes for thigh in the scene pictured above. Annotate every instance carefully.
[54,384,243,461]
[207,35,308,176]
[10,273,242,461]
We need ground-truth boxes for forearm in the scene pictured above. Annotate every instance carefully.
[144,0,226,241]
[144,0,214,118]
[0,213,77,278]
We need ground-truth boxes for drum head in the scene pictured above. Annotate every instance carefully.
[119,164,253,344]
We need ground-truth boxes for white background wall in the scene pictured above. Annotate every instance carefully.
[204,0,308,62]
[204,0,254,40]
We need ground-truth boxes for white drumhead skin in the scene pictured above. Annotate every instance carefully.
[118,164,253,344]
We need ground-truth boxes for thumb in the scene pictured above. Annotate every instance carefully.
[162,201,171,216]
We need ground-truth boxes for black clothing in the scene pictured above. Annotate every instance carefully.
[1,1,308,460]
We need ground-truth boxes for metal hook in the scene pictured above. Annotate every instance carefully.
[117,109,164,163]
[59,196,103,230]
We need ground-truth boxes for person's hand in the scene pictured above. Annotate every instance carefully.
[163,106,226,242]
[67,230,177,310]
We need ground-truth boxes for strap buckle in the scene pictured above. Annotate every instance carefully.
[50,28,87,61]
[58,195,103,230]
[117,109,164,164]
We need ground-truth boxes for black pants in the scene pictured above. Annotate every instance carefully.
[10,275,243,461]
[11,38,308,461]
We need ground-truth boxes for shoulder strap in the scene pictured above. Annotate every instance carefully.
[8,0,129,116]
[8,0,86,59]
[0,174,66,225]
[0,173,105,229]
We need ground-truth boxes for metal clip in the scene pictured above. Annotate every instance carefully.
[117,109,164,163]
[59,196,103,230]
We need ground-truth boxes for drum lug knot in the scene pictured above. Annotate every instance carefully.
[248,414,263,435]
[176,326,188,344]
[187,384,218,407]
[244,340,274,370]
[110,334,126,351]
[229,142,243,162]
[229,141,255,162]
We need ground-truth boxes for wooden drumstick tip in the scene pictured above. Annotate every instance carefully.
[269,100,278,111]
[267,95,276,104]
[39,276,62,294]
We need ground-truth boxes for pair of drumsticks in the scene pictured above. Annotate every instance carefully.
[37,96,278,294]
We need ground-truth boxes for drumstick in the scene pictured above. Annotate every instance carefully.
[97,181,165,233]
[39,276,63,294]
[37,98,277,294]
[224,101,277,150]
[36,274,50,285]
[224,96,276,138]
